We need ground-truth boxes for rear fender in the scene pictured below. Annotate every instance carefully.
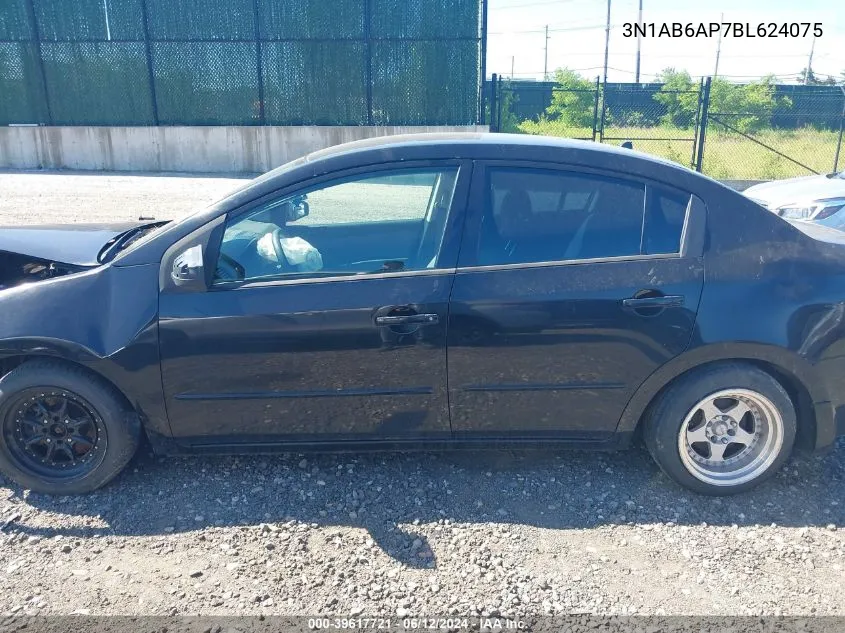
[616,342,830,448]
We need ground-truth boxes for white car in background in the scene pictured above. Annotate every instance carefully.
[744,170,845,230]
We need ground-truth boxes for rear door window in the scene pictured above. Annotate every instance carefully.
[474,167,647,266]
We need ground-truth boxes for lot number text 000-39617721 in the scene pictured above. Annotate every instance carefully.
[622,22,823,38]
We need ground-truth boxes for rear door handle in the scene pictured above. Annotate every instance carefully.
[622,295,685,309]
[374,313,440,326]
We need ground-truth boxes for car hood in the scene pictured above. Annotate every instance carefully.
[790,220,845,245]
[0,222,145,267]
[744,173,845,208]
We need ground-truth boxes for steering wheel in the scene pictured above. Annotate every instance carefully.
[412,202,449,269]
[411,174,457,269]
[214,252,245,282]
[271,228,293,268]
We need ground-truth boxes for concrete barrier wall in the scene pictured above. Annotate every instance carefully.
[721,179,767,192]
[0,125,489,174]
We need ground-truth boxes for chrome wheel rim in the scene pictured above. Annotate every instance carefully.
[678,388,784,487]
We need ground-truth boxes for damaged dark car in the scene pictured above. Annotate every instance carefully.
[2,133,845,496]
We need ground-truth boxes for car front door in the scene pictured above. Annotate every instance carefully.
[158,161,469,446]
[447,162,705,441]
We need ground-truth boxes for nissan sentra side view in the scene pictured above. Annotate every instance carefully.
[1,133,845,496]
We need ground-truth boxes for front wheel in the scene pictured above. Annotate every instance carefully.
[643,363,797,495]
[0,360,140,494]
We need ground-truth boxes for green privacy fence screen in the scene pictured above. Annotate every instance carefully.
[0,0,485,126]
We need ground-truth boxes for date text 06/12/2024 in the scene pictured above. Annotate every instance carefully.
[622,22,823,38]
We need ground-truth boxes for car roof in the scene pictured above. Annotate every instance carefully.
[230,132,698,203]
[202,131,722,232]
[300,132,684,170]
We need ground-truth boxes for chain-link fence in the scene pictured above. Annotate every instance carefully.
[0,0,485,126]
[483,79,598,138]
[489,76,845,180]
[602,83,703,169]
[706,85,845,180]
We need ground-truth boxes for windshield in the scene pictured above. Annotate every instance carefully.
[102,157,312,265]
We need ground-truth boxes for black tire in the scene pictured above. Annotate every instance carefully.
[643,362,797,496]
[0,360,140,494]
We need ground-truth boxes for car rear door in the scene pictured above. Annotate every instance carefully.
[158,160,470,446]
[447,161,705,441]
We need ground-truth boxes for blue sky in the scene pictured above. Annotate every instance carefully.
[486,0,845,82]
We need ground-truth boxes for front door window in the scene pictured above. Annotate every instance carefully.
[214,167,460,284]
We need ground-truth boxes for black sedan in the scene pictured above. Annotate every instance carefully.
[1,133,844,496]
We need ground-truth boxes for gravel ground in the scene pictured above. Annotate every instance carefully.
[0,170,844,618]
[0,170,249,225]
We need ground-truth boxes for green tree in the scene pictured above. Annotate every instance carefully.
[710,75,787,133]
[544,68,596,128]
[652,69,789,133]
[799,67,818,85]
[798,68,837,86]
[498,81,521,133]
[653,68,699,128]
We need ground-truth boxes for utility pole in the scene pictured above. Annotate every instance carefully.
[103,0,111,40]
[511,55,515,79]
[804,35,816,85]
[601,0,611,87]
[713,13,723,78]
[634,0,642,83]
[543,25,550,80]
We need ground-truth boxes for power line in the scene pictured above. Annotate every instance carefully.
[493,0,635,9]
[682,72,806,79]
[812,68,843,78]
[545,17,617,28]
[489,23,616,35]
[496,69,811,81]
[528,51,815,59]
[502,65,646,75]
[493,0,583,10]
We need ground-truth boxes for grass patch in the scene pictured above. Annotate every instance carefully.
[518,119,843,180]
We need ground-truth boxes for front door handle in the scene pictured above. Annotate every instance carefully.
[622,295,685,309]
[374,313,440,326]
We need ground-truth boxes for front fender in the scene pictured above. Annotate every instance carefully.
[0,264,171,439]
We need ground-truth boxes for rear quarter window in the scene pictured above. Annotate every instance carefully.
[643,187,690,255]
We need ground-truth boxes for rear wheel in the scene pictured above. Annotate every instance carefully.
[0,361,140,494]
[643,363,796,495]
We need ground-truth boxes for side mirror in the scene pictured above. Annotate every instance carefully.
[171,244,206,289]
